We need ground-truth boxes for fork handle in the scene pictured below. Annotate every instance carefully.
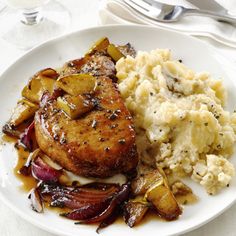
[183,8,236,25]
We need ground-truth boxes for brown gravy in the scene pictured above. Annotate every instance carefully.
[14,144,37,192]
[2,131,38,192]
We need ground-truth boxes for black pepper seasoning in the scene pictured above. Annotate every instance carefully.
[53,134,59,141]
[118,139,126,144]
[110,124,118,129]
[109,111,119,120]
[60,137,67,144]
[68,61,75,67]
[125,116,132,120]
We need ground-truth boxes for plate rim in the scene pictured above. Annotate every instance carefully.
[0,24,236,236]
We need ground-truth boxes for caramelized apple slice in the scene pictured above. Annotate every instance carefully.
[107,44,125,62]
[57,94,94,119]
[131,169,163,195]
[145,180,182,220]
[22,68,58,103]
[22,78,42,103]
[39,68,59,79]
[40,77,56,94]
[86,37,110,55]
[123,199,149,227]
[131,169,182,221]
[56,74,97,96]
[8,99,38,127]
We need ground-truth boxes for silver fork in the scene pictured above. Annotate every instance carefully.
[123,0,236,24]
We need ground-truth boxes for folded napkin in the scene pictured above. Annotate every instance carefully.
[99,0,236,48]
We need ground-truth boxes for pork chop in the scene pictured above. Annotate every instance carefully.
[35,76,138,178]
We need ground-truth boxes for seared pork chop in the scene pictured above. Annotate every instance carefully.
[35,42,138,178]
[35,76,138,177]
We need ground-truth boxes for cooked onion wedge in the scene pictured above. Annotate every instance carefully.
[19,148,40,176]
[31,155,63,183]
[56,74,97,96]
[40,183,119,205]
[49,186,118,209]
[29,187,43,213]
[96,211,120,233]
[20,121,35,151]
[38,182,129,231]
[61,201,110,220]
[80,183,130,224]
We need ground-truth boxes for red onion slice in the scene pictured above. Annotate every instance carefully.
[39,183,119,209]
[20,121,35,151]
[61,200,110,220]
[36,182,130,231]
[31,156,62,183]
[79,183,130,224]
[50,193,112,209]
[28,188,43,213]
[96,207,120,233]
[40,183,119,198]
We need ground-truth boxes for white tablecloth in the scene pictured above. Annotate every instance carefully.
[0,1,236,235]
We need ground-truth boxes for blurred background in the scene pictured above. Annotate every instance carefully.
[0,0,102,72]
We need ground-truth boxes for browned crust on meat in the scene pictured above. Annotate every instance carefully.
[60,53,116,81]
[35,76,138,178]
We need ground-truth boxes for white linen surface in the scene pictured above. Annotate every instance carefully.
[99,0,236,48]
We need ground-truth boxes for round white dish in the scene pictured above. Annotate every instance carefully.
[0,25,236,236]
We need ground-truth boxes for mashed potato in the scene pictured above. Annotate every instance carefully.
[116,49,236,195]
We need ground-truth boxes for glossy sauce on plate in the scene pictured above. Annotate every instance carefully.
[14,145,37,192]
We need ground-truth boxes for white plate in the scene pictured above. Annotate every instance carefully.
[0,25,236,236]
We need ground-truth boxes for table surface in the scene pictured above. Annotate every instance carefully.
[0,1,236,235]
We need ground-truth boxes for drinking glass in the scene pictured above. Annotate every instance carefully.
[0,0,71,49]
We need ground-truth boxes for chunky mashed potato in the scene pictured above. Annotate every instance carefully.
[116,49,236,194]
